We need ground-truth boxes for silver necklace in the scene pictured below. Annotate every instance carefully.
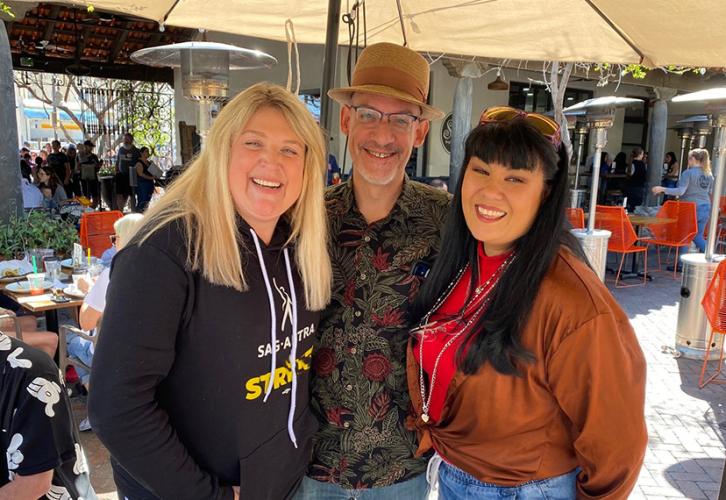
[415,253,515,423]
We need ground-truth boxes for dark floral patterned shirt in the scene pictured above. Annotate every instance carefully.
[309,178,450,489]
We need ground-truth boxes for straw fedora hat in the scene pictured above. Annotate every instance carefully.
[328,43,444,121]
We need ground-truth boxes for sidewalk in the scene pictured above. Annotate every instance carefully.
[73,256,726,499]
[609,263,726,499]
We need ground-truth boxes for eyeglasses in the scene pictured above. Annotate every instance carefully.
[349,105,421,132]
[479,106,561,148]
[109,234,117,245]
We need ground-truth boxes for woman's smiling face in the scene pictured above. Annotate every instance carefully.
[461,157,547,256]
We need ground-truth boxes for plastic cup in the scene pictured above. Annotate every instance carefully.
[43,257,61,282]
[26,272,46,294]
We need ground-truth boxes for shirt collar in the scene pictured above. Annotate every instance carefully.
[340,174,416,222]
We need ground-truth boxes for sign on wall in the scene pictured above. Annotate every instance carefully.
[441,113,453,154]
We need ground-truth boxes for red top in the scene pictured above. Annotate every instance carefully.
[413,244,509,423]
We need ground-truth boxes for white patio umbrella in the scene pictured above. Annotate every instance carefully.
[8,0,726,67]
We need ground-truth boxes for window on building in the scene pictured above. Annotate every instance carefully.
[508,82,593,113]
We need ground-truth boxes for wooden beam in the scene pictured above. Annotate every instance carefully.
[107,28,129,64]
[41,5,62,42]
[12,54,174,84]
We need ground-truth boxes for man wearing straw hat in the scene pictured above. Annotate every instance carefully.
[301,43,450,499]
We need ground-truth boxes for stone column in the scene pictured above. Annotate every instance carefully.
[0,21,23,224]
[646,87,677,205]
[443,60,484,192]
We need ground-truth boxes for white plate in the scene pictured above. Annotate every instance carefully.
[0,260,34,282]
[63,286,86,298]
[60,257,101,270]
[6,280,54,293]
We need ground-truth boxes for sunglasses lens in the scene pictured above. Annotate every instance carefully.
[479,106,560,146]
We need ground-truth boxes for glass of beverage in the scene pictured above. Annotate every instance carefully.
[43,257,61,282]
[26,272,46,294]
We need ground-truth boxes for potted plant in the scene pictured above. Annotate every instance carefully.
[0,211,79,260]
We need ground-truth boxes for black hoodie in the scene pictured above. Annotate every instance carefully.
[88,218,319,499]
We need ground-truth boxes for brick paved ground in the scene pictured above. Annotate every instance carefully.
[71,249,726,499]
[608,251,726,500]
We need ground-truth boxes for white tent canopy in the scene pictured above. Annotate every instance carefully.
[9,0,726,67]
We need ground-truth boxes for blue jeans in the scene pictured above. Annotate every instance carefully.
[439,461,577,500]
[294,474,427,500]
[136,180,154,213]
[693,203,711,253]
[66,332,94,385]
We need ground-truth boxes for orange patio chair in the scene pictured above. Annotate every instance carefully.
[565,208,585,229]
[645,200,697,279]
[79,210,123,257]
[594,205,649,288]
[699,259,726,388]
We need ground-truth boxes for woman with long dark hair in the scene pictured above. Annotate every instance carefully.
[408,107,647,499]
[662,151,680,189]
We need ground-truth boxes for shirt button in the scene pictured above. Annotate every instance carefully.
[354,310,361,317]
[346,384,353,391]
[350,347,357,355]
[364,235,371,242]
[343,422,350,428]
[360,273,366,280]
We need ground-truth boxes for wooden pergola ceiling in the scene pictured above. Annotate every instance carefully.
[5,3,196,83]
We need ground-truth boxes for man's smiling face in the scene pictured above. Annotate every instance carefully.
[341,93,429,189]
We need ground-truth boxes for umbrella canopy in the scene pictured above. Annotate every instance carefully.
[8,0,726,67]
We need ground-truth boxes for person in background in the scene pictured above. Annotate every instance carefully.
[70,214,144,432]
[20,161,44,209]
[37,166,68,211]
[134,147,156,212]
[300,43,450,500]
[0,335,96,499]
[625,147,647,211]
[66,145,82,198]
[79,140,100,208]
[409,108,647,499]
[652,148,714,270]
[89,82,332,500]
[0,307,58,358]
[115,133,140,212]
[662,151,680,189]
[429,178,449,191]
[47,140,71,197]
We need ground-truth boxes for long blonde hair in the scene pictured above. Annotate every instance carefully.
[689,148,712,176]
[132,82,331,310]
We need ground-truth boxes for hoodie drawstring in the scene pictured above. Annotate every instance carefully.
[250,229,278,404]
[249,229,300,448]
[283,248,299,448]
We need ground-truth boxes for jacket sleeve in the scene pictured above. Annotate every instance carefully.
[664,171,690,197]
[546,313,647,499]
[88,241,233,500]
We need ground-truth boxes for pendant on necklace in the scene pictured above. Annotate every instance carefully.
[421,413,430,423]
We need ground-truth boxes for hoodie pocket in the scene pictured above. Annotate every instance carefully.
[239,406,318,500]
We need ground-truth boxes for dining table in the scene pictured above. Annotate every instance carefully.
[0,278,85,364]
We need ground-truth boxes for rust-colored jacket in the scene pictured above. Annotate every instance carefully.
[407,247,647,499]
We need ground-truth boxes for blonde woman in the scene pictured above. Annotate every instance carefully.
[652,148,714,265]
[89,82,332,500]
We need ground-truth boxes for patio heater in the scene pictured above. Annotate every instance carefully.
[670,89,726,359]
[563,96,644,281]
[131,42,277,145]
[570,116,589,209]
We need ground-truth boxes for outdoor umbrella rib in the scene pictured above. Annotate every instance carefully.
[161,0,183,26]
[584,0,645,64]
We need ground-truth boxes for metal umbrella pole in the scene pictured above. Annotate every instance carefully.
[670,89,726,360]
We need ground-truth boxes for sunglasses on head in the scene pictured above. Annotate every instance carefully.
[479,106,562,148]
